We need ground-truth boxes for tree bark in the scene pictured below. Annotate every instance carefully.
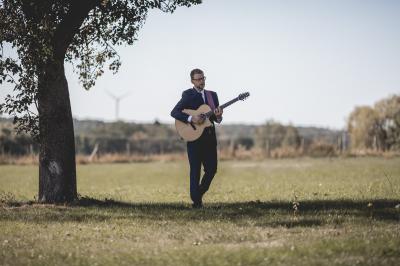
[37,59,77,203]
[35,1,99,203]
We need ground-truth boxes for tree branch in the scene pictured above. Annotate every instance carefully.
[53,0,100,60]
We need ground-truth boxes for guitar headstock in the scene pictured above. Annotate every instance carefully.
[238,92,250,101]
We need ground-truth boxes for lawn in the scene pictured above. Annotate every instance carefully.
[1,157,400,265]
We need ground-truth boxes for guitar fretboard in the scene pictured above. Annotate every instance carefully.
[204,97,240,118]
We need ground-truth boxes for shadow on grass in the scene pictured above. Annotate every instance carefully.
[1,197,399,227]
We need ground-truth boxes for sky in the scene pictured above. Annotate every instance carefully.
[1,0,400,129]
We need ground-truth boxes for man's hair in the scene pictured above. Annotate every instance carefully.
[190,68,204,80]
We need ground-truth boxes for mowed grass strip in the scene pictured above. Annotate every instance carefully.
[1,157,400,265]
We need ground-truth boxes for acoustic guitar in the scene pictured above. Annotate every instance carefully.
[175,92,250,141]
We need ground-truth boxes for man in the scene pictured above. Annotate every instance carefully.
[171,68,223,208]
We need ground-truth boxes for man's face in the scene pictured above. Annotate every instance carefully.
[191,73,206,90]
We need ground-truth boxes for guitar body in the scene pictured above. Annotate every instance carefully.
[174,91,250,142]
[175,104,213,142]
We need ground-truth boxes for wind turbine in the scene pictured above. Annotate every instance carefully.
[105,90,131,121]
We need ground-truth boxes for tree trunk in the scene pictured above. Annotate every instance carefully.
[37,59,77,203]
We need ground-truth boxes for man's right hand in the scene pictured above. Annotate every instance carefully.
[192,115,205,124]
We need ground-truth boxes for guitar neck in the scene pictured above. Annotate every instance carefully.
[205,97,240,118]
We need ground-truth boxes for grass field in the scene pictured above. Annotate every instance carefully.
[1,157,400,265]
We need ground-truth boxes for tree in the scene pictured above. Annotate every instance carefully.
[281,125,300,148]
[374,95,400,150]
[0,0,201,203]
[347,95,400,152]
[347,106,380,150]
[255,120,300,151]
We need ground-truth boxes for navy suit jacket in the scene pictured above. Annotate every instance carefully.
[171,88,221,124]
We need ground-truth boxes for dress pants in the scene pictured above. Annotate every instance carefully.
[186,126,217,204]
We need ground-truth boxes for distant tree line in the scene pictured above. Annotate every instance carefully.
[1,94,398,158]
[0,126,37,155]
[0,118,344,158]
[74,120,186,155]
[255,121,301,150]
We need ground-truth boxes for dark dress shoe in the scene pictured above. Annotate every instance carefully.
[192,201,203,209]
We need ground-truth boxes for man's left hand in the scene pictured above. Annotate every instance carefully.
[214,107,223,117]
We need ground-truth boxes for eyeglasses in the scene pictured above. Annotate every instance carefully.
[192,76,206,81]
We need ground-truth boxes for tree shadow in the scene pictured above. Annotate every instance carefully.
[78,197,400,225]
[1,198,398,227]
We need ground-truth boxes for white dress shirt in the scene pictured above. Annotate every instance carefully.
[188,87,205,123]
[196,88,206,103]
